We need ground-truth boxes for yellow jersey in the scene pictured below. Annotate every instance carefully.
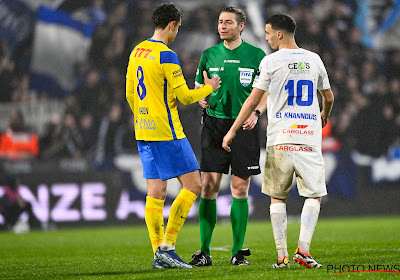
[126,39,211,141]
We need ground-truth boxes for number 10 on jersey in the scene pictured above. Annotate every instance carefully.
[285,79,314,106]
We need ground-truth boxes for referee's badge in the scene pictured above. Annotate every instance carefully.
[239,67,254,87]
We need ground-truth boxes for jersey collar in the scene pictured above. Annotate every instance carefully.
[147,38,166,45]
[223,40,244,52]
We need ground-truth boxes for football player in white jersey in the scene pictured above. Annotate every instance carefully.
[222,13,334,269]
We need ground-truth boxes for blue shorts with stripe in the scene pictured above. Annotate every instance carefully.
[137,137,200,181]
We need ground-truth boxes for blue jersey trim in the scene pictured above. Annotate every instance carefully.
[147,38,166,44]
[160,51,180,65]
[164,79,177,140]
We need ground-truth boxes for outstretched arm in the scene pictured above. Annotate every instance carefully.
[242,91,269,130]
[175,71,220,105]
[222,87,267,152]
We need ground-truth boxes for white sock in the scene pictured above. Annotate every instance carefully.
[160,242,175,251]
[298,198,321,254]
[270,203,288,259]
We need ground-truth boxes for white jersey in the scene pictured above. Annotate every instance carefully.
[253,48,331,148]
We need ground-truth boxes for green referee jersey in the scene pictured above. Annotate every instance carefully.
[195,41,266,119]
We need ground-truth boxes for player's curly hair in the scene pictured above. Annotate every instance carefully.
[221,6,246,24]
[266,13,296,34]
[152,2,183,30]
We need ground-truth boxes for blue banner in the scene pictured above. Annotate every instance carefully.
[356,0,400,49]
[30,6,96,98]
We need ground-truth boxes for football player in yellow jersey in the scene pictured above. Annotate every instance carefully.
[126,3,220,269]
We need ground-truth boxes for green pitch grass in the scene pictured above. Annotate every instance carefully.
[1,216,399,279]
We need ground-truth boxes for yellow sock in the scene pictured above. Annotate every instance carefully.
[145,196,164,253]
[163,189,197,247]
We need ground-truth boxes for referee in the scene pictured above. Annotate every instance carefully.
[190,6,267,266]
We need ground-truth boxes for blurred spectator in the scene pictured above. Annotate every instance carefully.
[72,68,103,115]
[10,73,31,103]
[387,51,400,79]
[0,40,18,103]
[359,60,377,96]
[40,112,82,159]
[88,1,130,71]
[102,25,130,70]
[106,66,126,103]
[347,26,365,64]
[348,97,397,158]
[114,115,138,155]
[94,103,123,169]
[78,112,98,156]
[323,1,353,43]
[0,110,39,161]
[63,95,82,120]
[388,138,400,160]
[39,113,61,158]
[73,0,107,25]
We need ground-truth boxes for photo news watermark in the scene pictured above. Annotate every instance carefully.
[327,264,400,274]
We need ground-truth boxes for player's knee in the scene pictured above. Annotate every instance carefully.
[200,181,218,198]
[201,186,218,199]
[184,183,202,196]
[231,184,249,199]
[201,176,220,191]
[147,188,167,200]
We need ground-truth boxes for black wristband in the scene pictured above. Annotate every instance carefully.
[254,109,261,117]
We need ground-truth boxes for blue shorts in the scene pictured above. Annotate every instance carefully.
[137,138,200,181]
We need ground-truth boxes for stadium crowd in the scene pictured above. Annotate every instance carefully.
[0,0,399,166]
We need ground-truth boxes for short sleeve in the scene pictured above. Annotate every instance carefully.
[161,51,186,89]
[252,56,271,92]
[317,56,331,91]
[195,53,206,87]
[257,49,267,65]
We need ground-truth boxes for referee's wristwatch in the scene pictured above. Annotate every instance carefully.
[254,109,261,118]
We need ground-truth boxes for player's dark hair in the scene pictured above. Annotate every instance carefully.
[152,2,183,30]
[266,13,296,34]
[221,6,246,24]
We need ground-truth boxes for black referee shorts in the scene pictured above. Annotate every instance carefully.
[200,114,261,177]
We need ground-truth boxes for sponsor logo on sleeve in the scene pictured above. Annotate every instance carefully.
[173,69,183,78]
[253,68,261,84]
[209,67,224,71]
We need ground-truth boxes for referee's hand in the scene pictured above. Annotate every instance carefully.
[198,98,210,108]
[222,130,236,152]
